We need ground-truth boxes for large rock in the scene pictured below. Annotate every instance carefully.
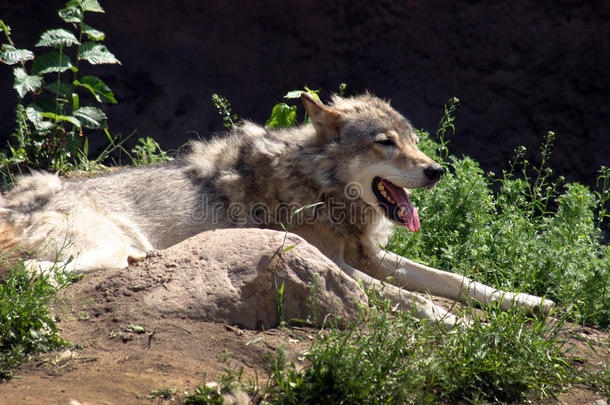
[73,228,367,329]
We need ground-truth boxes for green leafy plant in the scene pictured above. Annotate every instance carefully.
[589,363,610,398]
[211,93,241,129]
[266,86,321,129]
[0,259,77,378]
[147,387,178,401]
[263,291,574,404]
[186,290,577,404]
[0,0,120,172]
[184,383,224,405]
[211,86,325,131]
[129,136,170,166]
[185,355,253,405]
[275,202,324,326]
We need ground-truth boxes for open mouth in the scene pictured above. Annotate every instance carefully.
[372,177,420,232]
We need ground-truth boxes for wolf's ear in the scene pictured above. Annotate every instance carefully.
[301,93,341,143]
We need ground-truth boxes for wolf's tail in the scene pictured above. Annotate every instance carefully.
[0,172,62,268]
[3,171,62,211]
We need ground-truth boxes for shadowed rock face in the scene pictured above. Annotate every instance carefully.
[0,1,608,188]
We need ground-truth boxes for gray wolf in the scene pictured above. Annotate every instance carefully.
[0,93,553,326]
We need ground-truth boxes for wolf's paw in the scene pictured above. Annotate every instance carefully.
[127,250,157,264]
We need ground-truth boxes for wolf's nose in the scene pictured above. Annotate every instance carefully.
[424,164,445,181]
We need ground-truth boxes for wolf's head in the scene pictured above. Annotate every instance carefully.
[302,93,444,232]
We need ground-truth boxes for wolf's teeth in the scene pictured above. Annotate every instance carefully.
[378,182,396,204]
[381,190,395,204]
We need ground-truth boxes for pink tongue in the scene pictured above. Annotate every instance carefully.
[382,180,420,232]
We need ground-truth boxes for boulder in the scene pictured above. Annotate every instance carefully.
[79,228,367,329]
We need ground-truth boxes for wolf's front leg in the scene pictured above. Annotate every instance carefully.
[375,250,554,314]
[337,261,463,328]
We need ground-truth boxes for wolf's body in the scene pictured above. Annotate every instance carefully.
[0,93,553,325]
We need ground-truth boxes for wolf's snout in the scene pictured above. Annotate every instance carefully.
[424,164,445,182]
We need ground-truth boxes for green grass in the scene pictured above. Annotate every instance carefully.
[185,292,582,404]
[128,136,172,166]
[591,364,610,398]
[0,259,77,378]
[264,293,574,404]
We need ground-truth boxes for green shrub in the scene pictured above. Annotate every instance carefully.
[129,136,171,166]
[0,0,120,173]
[0,260,76,378]
[211,93,242,129]
[264,292,573,404]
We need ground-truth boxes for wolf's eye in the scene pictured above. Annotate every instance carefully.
[375,139,395,147]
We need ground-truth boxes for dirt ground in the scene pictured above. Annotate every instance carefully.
[0,269,315,405]
[1,252,608,405]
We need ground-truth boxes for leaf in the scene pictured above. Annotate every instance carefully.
[31,51,73,75]
[29,329,40,340]
[25,104,54,132]
[36,98,62,114]
[284,90,304,99]
[72,106,107,128]
[13,67,43,98]
[39,111,81,128]
[44,81,72,98]
[0,44,34,65]
[265,103,297,129]
[284,88,321,102]
[281,245,296,253]
[78,42,120,65]
[82,24,105,41]
[36,29,79,48]
[303,86,321,99]
[74,75,117,104]
[126,324,145,333]
[0,19,10,35]
[58,6,83,23]
[81,0,105,12]
[246,336,262,346]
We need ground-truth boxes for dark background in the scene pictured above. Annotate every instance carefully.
[1,1,608,188]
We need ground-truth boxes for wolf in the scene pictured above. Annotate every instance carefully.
[0,93,553,326]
